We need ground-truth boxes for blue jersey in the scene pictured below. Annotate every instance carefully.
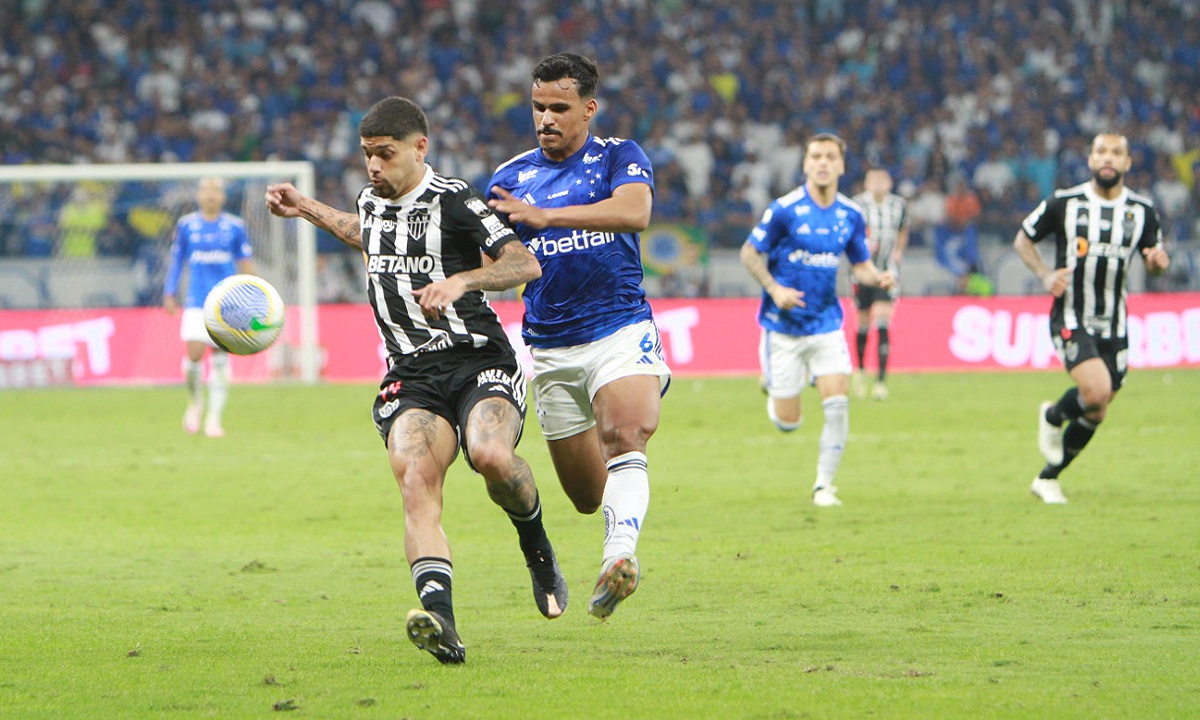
[747,187,869,337]
[488,135,654,348]
[164,211,252,308]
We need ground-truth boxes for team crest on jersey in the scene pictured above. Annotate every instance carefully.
[1075,237,1089,257]
[407,205,430,240]
[1122,209,1136,238]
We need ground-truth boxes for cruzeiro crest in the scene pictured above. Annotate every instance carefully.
[407,203,431,242]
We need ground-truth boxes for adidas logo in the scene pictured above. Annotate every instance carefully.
[419,581,445,598]
[636,354,655,365]
[618,517,640,530]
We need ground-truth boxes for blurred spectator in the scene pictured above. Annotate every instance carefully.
[907,179,946,249]
[0,0,1194,286]
[57,184,112,258]
[936,176,982,278]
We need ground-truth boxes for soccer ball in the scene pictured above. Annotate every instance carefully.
[202,274,285,355]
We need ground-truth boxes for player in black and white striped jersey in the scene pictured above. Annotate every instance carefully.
[1014,132,1170,504]
[850,168,908,401]
[265,97,568,664]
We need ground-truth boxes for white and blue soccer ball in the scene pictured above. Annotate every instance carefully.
[202,274,285,355]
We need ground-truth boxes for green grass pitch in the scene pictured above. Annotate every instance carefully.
[2,370,1198,719]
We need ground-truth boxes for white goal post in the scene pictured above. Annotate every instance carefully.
[0,161,321,384]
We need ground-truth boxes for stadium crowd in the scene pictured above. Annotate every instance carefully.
[1,0,1198,283]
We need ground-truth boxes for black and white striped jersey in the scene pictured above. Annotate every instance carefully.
[357,165,519,360]
[1022,182,1163,340]
[851,191,907,271]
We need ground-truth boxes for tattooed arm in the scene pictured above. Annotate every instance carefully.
[265,183,362,251]
[413,240,540,319]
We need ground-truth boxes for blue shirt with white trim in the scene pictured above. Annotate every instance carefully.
[164,211,252,308]
[488,135,655,349]
[748,186,869,337]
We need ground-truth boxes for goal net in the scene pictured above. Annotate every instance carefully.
[0,162,320,386]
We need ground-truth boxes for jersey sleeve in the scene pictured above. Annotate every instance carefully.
[845,209,870,264]
[163,219,186,296]
[1021,197,1059,243]
[747,203,783,252]
[1137,203,1163,252]
[446,186,519,259]
[608,139,654,193]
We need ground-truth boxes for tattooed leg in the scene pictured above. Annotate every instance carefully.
[464,397,537,515]
[388,408,458,564]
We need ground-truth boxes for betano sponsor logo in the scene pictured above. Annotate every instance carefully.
[365,254,436,274]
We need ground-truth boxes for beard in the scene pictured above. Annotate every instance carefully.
[1093,168,1123,190]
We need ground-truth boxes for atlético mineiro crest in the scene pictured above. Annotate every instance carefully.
[407,204,430,241]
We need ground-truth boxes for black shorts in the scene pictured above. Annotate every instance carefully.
[853,283,895,311]
[1052,328,1129,391]
[372,344,527,463]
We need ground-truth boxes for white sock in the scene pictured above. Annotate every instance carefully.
[601,451,649,562]
[815,395,849,489]
[184,359,203,406]
[207,352,230,425]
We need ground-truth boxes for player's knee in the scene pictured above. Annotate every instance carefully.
[767,406,802,433]
[1078,386,1112,415]
[393,465,441,513]
[598,424,653,457]
[465,440,515,481]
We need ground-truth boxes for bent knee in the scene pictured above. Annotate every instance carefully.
[767,401,802,432]
[598,425,654,456]
[1078,390,1113,416]
[467,441,516,479]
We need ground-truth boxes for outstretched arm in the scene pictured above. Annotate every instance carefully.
[488,182,652,233]
[413,240,542,319]
[265,183,362,250]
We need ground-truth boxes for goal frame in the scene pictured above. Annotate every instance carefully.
[0,161,321,384]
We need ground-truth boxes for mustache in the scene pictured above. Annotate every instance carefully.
[538,128,561,136]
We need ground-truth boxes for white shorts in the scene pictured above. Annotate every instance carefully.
[531,319,671,441]
[759,329,852,398]
[180,308,218,347]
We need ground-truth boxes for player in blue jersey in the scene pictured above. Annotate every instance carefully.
[163,177,254,438]
[740,134,894,507]
[487,53,670,620]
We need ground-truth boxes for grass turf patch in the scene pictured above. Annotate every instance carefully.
[1,370,1198,719]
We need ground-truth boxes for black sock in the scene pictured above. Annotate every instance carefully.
[1039,417,1098,479]
[856,328,868,369]
[508,495,550,556]
[1046,387,1085,427]
[877,327,890,381]
[411,557,455,626]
